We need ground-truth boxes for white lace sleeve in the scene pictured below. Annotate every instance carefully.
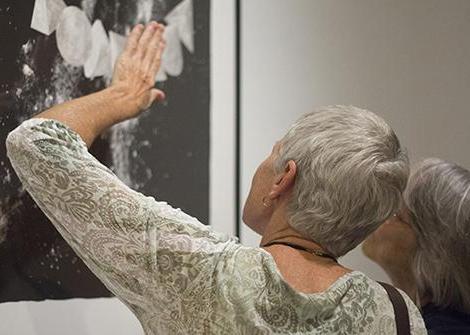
[6,118,238,323]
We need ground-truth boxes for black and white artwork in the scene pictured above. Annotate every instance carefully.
[0,0,210,302]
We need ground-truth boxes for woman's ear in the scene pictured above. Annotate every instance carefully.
[269,160,297,199]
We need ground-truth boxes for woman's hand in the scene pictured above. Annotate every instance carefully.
[31,22,167,147]
[111,22,167,120]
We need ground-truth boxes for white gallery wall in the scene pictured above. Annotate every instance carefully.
[240,0,470,281]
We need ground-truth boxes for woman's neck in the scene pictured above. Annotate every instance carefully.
[259,210,342,263]
[259,212,353,293]
[259,211,326,253]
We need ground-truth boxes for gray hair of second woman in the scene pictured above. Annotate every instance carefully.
[274,105,409,257]
[404,158,470,313]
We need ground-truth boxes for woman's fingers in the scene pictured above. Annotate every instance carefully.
[120,22,166,92]
[136,22,158,59]
[143,24,165,75]
[149,40,166,77]
[124,24,144,55]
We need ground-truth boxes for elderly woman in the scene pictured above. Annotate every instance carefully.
[363,158,470,334]
[6,23,426,334]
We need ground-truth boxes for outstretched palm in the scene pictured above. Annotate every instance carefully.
[111,22,166,117]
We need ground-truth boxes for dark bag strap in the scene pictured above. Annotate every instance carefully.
[378,281,411,335]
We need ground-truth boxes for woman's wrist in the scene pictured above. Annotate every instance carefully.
[78,86,145,145]
[100,85,143,124]
[31,87,140,147]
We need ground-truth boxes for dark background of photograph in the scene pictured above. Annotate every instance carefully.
[0,0,210,302]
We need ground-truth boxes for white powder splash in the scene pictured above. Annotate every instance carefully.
[49,57,83,105]
[22,40,34,54]
[17,55,82,123]
[110,119,138,187]
[0,40,39,245]
[22,64,34,77]
[109,118,154,189]
[0,193,25,245]
[1,38,84,246]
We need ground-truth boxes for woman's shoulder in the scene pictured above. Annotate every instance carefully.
[219,246,386,300]
[304,271,427,334]
[356,273,427,335]
[214,248,427,334]
[219,245,385,299]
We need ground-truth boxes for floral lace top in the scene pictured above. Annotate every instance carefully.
[6,119,427,335]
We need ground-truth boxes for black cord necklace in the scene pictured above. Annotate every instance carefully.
[263,241,338,263]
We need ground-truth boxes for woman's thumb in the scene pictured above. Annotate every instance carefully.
[149,89,166,106]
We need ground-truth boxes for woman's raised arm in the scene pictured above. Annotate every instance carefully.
[5,23,238,322]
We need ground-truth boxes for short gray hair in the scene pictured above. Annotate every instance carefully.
[275,105,409,257]
[404,158,470,313]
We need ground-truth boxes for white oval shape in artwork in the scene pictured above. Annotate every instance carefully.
[56,6,92,67]
[165,0,194,53]
[84,20,111,79]
[162,25,184,77]
[155,67,167,82]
